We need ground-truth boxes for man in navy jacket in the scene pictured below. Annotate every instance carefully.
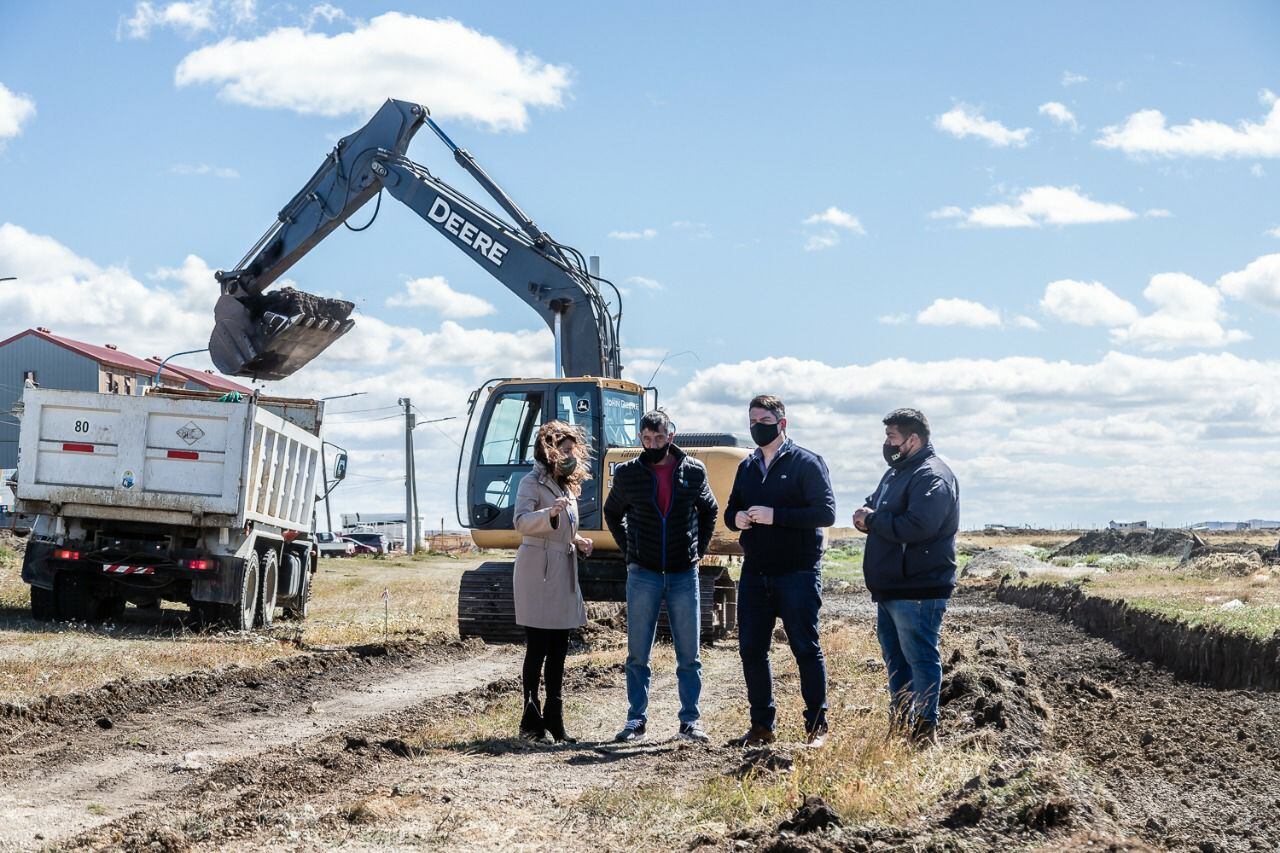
[725,395,836,747]
[853,408,959,746]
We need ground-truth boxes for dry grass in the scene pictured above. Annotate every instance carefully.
[693,620,987,829]
[0,545,490,705]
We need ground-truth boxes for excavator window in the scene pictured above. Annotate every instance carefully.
[602,389,643,448]
[480,392,543,465]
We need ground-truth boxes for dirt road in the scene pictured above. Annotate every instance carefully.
[4,589,1280,851]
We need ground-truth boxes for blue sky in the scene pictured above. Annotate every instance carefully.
[2,2,1279,527]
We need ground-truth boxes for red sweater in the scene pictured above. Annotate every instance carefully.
[650,457,676,515]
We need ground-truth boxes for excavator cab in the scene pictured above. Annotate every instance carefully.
[458,377,644,539]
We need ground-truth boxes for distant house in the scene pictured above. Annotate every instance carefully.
[1246,519,1280,530]
[1108,520,1149,531]
[0,327,250,468]
[1190,521,1248,531]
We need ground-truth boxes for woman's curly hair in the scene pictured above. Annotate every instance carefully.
[532,420,592,495]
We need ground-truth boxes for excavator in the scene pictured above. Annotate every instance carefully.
[208,99,748,642]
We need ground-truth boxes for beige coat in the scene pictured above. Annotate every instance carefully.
[513,463,587,630]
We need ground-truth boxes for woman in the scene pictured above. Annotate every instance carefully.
[513,420,594,742]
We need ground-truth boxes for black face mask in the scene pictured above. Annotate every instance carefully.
[883,441,909,465]
[750,422,781,447]
[641,444,669,465]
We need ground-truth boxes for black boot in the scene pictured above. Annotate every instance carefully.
[543,697,576,744]
[519,693,545,741]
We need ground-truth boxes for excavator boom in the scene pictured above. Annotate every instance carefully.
[209,99,622,381]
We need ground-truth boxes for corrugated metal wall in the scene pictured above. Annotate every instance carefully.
[0,337,98,468]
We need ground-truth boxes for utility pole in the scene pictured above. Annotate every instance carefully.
[400,397,416,554]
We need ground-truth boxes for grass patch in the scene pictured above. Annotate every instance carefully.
[0,546,493,704]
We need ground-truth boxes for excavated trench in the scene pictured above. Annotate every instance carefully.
[997,581,1280,691]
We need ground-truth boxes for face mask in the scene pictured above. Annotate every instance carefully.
[750,422,780,447]
[556,457,578,476]
[640,444,669,465]
[883,441,908,465]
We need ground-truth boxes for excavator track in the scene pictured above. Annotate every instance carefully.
[457,560,737,645]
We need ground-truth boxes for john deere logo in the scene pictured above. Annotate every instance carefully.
[177,422,205,445]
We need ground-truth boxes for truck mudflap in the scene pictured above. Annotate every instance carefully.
[20,540,56,590]
[191,555,248,606]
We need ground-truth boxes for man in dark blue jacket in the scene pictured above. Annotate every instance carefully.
[725,395,836,748]
[853,408,959,746]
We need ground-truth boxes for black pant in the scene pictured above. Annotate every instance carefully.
[523,627,569,700]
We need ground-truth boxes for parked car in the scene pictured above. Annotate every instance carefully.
[315,531,355,558]
[343,532,390,556]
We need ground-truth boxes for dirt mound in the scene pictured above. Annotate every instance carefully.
[0,529,26,553]
[963,547,1047,578]
[938,630,1050,753]
[1052,528,1203,559]
[1183,550,1265,576]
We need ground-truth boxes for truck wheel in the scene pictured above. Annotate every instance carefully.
[30,585,56,621]
[282,550,311,621]
[56,574,103,622]
[255,549,278,628]
[222,550,260,631]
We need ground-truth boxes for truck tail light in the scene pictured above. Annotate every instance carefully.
[182,558,213,570]
[62,443,94,453]
[55,549,81,560]
[167,450,199,460]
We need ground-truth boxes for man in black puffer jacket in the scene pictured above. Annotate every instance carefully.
[853,408,959,746]
[604,410,718,744]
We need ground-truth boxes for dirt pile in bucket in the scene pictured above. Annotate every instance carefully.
[1051,528,1203,559]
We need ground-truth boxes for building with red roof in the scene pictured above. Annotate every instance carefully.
[0,327,252,467]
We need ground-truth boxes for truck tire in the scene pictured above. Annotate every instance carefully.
[30,585,56,621]
[222,551,260,631]
[282,550,311,621]
[256,549,278,628]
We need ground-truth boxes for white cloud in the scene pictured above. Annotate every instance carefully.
[1041,279,1141,327]
[1111,273,1249,351]
[935,104,1031,147]
[917,298,1002,328]
[624,276,664,291]
[1253,164,1266,177]
[385,276,495,318]
[0,83,36,144]
[671,350,1280,526]
[878,314,909,326]
[608,228,657,241]
[175,12,571,132]
[803,232,840,252]
[944,185,1137,229]
[1144,208,1173,218]
[801,206,865,251]
[123,1,217,38]
[1266,226,1280,238]
[1217,253,1280,314]
[170,162,240,178]
[1096,90,1280,159]
[803,206,866,235]
[1013,315,1041,331]
[1038,101,1079,132]
[1062,71,1088,87]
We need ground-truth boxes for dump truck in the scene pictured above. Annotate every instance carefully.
[14,386,343,629]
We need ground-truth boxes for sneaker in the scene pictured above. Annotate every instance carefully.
[912,720,939,748]
[678,721,710,743]
[731,723,775,748]
[614,719,647,743]
[805,724,829,749]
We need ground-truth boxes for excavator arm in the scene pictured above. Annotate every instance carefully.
[209,99,622,381]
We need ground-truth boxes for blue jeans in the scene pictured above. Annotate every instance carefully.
[875,598,948,727]
[625,565,701,725]
[737,569,827,732]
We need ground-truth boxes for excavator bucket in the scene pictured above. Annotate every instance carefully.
[209,287,355,381]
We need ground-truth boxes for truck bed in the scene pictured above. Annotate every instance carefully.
[15,388,322,532]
